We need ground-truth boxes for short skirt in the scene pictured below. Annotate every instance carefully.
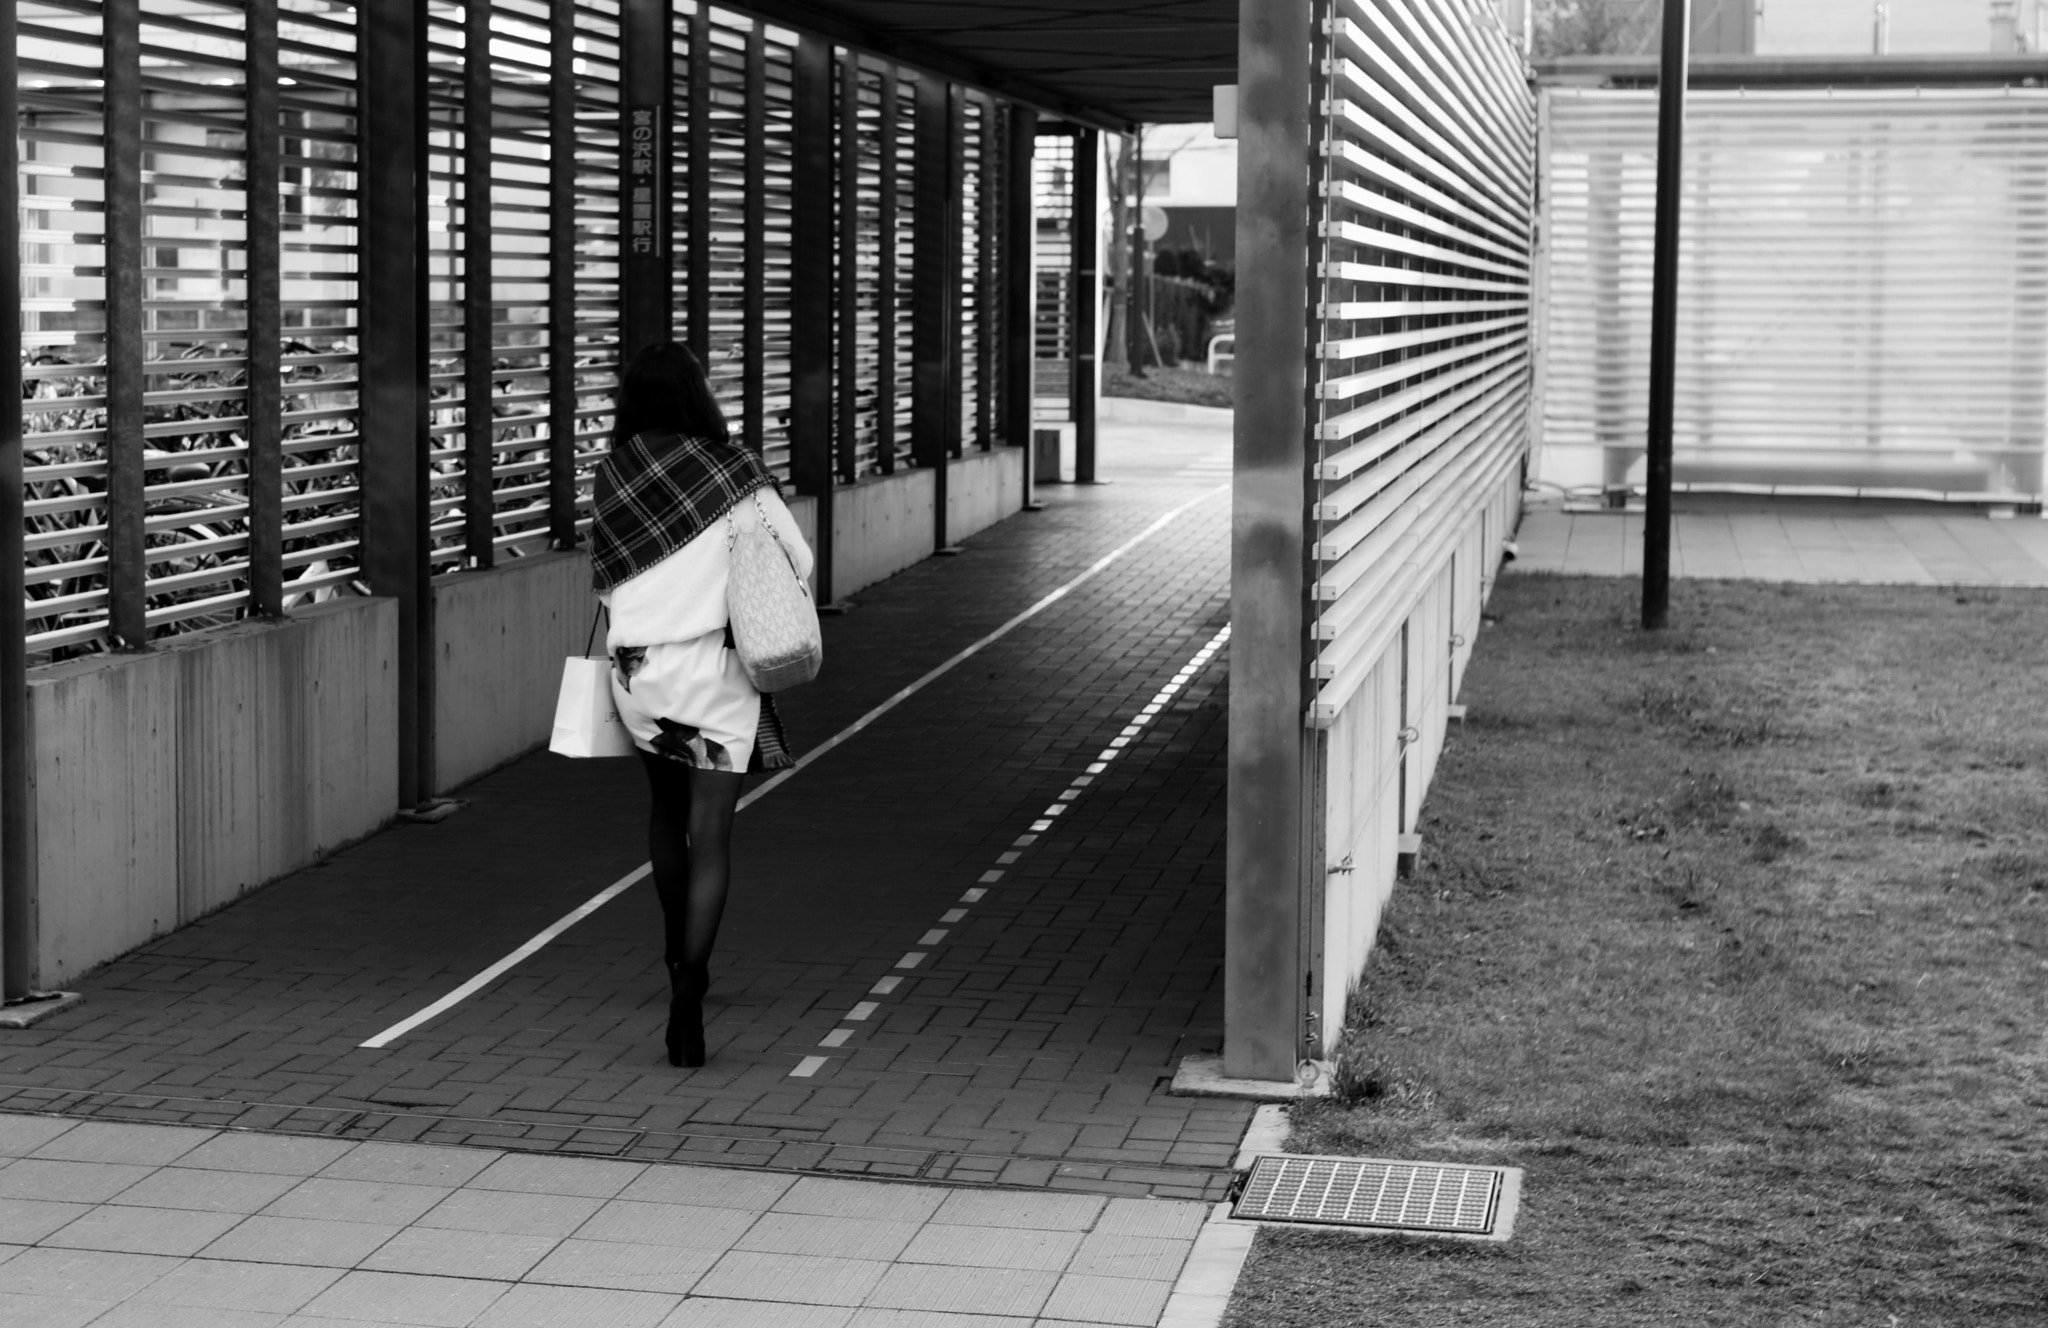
[610,632,796,773]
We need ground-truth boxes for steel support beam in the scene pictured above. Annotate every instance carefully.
[1226,0,1312,1084]
[741,25,766,449]
[791,34,836,601]
[684,4,711,362]
[1002,105,1037,476]
[247,0,285,614]
[835,48,862,485]
[462,0,496,567]
[876,67,898,474]
[621,0,674,358]
[547,0,579,547]
[912,73,954,546]
[976,98,998,449]
[359,0,431,805]
[104,0,146,649]
[1,0,30,999]
[1069,127,1098,483]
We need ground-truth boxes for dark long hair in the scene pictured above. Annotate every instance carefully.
[611,342,732,449]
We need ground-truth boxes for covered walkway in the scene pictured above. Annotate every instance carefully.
[0,401,1250,1205]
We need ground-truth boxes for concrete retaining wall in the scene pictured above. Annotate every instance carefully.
[832,467,937,598]
[946,448,1025,546]
[25,598,399,987]
[430,552,593,795]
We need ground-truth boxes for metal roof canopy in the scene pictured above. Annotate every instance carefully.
[736,0,1237,128]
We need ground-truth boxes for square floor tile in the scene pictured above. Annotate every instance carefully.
[0,1197,93,1243]
[523,1237,722,1295]
[0,1245,184,1299]
[179,1133,360,1177]
[299,1269,509,1326]
[469,1153,646,1199]
[896,1224,1079,1272]
[128,1256,343,1312]
[319,1142,500,1188]
[0,1290,115,1328]
[418,1187,606,1238]
[617,1167,794,1212]
[0,1116,79,1158]
[1090,1198,1207,1241]
[660,1299,855,1328]
[574,1198,758,1251]
[263,1176,452,1226]
[769,1178,944,1225]
[1037,1274,1171,1326]
[733,1213,920,1262]
[199,1214,402,1267]
[0,1158,156,1204]
[473,1282,682,1328]
[844,1310,1032,1328]
[85,1301,289,1328]
[690,1250,888,1307]
[1066,1233,1191,1282]
[361,1225,558,1281]
[29,1121,213,1167]
[928,1190,1104,1232]
[111,1166,302,1214]
[861,1264,1054,1318]
[44,1202,243,1256]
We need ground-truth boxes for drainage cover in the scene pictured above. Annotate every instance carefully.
[1233,1155,1505,1235]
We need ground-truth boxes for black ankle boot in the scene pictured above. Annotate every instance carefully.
[666,961,708,1068]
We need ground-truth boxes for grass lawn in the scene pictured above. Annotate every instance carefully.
[1223,574,2046,1327]
[1102,362,1233,410]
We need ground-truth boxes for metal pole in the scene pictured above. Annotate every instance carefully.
[1126,127,1145,376]
[247,0,285,614]
[790,34,835,601]
[1642,0,1690,632]
[1,0,32,998]
[876,66,898,475]
[359,0,430,805]
[104,0,146,650]
[1003,107,1037,466]
[620,0,674,357]
[546,0,578,547]
[912,73,953,545]
[836,48,861,485]
[462,0,495,568]
[1069,126,1098,482]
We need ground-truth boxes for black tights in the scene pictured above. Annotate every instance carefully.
[638,751,745,973]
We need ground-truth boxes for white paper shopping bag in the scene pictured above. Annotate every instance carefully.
[549,655,636,757]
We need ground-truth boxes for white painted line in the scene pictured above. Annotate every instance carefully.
[996,851,1020,864]
[819,1029,852,1048]
[791,1056,829,1078]
[895,952,926,969]
[939,909,966,923]
[978,870,1003,883]
[1057,789,1080,800]
[870,976,902,995]
[358,864,650,1048]
[1012,834,1037,847]
[918,930,947,945]
[364,485,1225,1050]
[1042,804,1066,817]
[1086,762,1107,774]
[1030,820,1052,832]
[961,888,986,903]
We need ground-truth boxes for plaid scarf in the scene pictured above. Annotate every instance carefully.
[590,431,775,592]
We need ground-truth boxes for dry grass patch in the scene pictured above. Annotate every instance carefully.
[1223,576,2047,1328]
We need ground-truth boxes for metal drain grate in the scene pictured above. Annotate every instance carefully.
[1233,1155,1504,1235]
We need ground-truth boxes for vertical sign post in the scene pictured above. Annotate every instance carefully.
[1642,0,1691,630]
[618,0,671,357]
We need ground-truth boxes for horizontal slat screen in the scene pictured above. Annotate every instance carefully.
[1308,0,1534,727]
[1538,86,2048,503]
[1033,133,1075,413]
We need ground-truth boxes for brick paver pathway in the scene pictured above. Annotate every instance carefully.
[0,400,1250,1204]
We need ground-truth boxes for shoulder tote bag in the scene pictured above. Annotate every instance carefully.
[726,491,823,693]
[549,608,637,757]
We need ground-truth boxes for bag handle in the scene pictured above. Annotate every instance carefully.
[584,604,609,658]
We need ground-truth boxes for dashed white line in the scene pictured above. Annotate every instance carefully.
[790,621,1232,1079]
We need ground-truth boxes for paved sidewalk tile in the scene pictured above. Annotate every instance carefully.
[298,1269,509,1325]
[199,1213,402,1266]
[692,1248,891,1306]
[662,1299,856,1328]
[109,1166,301,1213]
[127,1258,343,1312]
[525,1237,725,1294]
[41,1202,242,1256]
[474,1282,682,1327]
[360,1223,559,1279]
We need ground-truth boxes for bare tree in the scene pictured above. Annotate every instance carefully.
[1533,0,1659,58]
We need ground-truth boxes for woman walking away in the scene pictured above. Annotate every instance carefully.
[590,342,814,1067]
